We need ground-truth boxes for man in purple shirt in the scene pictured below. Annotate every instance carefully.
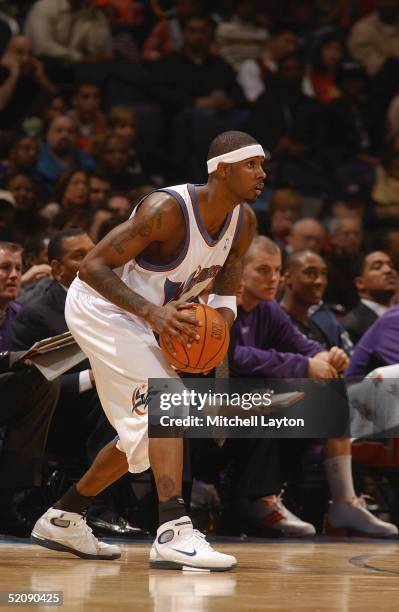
[347,304,399,378]
[0,242,22,351]
[232,240,343,379]
[230,235,397,538]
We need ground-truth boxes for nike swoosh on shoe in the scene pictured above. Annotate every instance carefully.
[172,548,197,556]
[50,518,71,528]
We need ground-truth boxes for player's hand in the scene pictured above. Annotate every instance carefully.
[308,358,338,379]
[147,301,202,355]
[327,346,349,373]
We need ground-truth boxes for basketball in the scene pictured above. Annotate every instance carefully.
[160,303,230,374]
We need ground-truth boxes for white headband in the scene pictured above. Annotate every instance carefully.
[207,144,265,174]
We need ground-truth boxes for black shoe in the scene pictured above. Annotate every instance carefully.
[87,513,149,538]
[0,509,33,538]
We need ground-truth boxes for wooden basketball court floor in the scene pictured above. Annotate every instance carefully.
[1,537,399,611]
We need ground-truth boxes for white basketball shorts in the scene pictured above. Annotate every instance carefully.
[65,276,180,473]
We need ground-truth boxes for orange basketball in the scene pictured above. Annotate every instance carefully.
[160,303,230,374]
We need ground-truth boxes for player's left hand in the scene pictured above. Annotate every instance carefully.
[148,300,201,354]
[327,346,349,373]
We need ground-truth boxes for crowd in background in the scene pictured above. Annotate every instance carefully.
[1,0,399,540]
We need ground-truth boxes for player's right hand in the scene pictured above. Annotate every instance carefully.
[308,358,338,379]
[147,301,202,354]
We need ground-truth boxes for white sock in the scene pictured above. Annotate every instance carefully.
[323,455,356,502]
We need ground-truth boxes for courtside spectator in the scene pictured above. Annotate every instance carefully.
[343,251,397,344]
[0,350,59,536]
[232,236,396,537]
[347,303,399,377]
[281,250,353,354]
[10,228,145,537]
[0,241,22,351]
[0,191,15,241]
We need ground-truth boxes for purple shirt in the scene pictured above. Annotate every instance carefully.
[0,301,22,351]
[346,304,399,378]
[231,300,322,378]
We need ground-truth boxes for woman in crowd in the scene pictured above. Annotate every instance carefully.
[309,30,345,104]
[40,169,90,223]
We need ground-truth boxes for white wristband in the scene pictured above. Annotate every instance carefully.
[207,294,237,319]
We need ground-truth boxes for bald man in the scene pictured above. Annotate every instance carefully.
[288,218,326,254]
[0,35,56,128]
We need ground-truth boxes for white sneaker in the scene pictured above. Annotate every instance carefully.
[257,495,316,537]
[150,516,236,572]
[31,508,121,560]
[325,497,399,537]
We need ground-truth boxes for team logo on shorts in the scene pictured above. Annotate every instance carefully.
[132,384,149,416]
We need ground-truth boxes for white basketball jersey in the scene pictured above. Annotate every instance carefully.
[118,183,243,306]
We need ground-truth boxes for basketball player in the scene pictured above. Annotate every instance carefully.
[31,131,264,571]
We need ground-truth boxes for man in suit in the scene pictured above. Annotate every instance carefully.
[10,228,145,537]
[343,251,397,344]
[0,350,59,536]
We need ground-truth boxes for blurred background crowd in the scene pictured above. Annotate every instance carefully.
[1,0,399,542]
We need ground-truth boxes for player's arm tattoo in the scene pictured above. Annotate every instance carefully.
[214,248,243,296]
[214,205,257,296]
[87,267,153,318]
[80,207,166,319]
[109,210,162,256]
